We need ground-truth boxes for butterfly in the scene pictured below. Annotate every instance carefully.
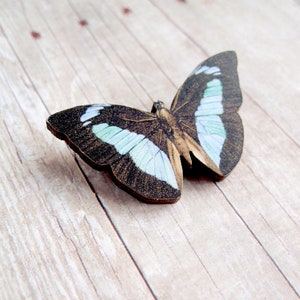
[47,51,243,204]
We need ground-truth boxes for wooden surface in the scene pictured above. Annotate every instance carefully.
[1,0,300,299]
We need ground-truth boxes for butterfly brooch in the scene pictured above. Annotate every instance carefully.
[47,51,243,204]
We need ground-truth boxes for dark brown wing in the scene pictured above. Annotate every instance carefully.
[171,51,243,176]
[47,104,182,203]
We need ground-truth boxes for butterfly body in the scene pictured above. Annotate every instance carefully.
[47,51,243,204]
[153,101,192,167]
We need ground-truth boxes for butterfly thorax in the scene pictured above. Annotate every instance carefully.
[155,103,192,167]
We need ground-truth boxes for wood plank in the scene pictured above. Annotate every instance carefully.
[99,0,300,296]
[0,0,299,299]
[149,0,300,144]
[81,158,299,299]
[69,3,297,298]
[0,7,153,300]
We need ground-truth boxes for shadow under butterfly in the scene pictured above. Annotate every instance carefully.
[47,51,243,204]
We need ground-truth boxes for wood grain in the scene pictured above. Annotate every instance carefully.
[1,0,299,299]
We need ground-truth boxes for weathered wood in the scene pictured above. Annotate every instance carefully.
[0,0,299,299]
[0,13,152,299]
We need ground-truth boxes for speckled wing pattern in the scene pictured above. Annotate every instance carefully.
[47,104,182,203]
[47,51,243,203]
[171,51,243,176]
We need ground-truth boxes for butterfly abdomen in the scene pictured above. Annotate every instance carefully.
[156,105,192,166]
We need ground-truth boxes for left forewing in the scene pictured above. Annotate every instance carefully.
[47,104,182,203]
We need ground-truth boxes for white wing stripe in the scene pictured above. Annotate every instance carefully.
[116,134,145,154]
[81,104,111,124]
[193,65,221,76]
[105,129,132,146]
[92,123,178,189]
[204,66,221,75]
[195,79,226,167]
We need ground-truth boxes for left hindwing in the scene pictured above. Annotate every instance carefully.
[171,51,243,176]
[47,104,182,203]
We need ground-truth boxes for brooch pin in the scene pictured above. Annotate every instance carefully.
[47,51,243,203]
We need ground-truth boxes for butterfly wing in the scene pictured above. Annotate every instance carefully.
[47,104,182,203]
[171,51,243,176]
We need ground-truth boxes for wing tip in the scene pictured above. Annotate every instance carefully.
[210,50,238,67]
[46,118,65,140]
